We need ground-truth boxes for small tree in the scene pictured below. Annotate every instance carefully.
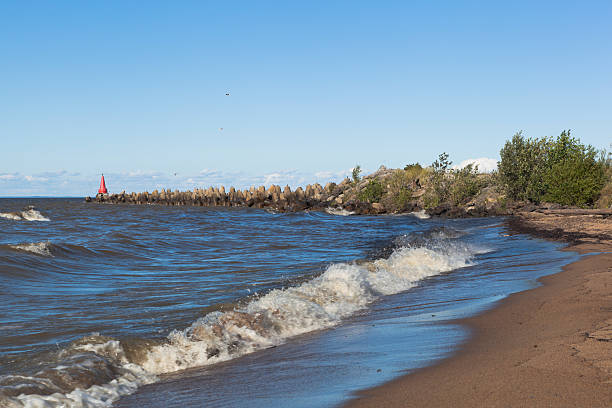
[352,165,362,184]
[424,152,452,207]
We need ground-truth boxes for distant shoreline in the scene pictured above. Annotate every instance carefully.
[0,196,83,199]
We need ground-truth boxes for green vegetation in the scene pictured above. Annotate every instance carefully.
[424,153,452,208]
[449,164,481,206]
[595,149,612,209]
[347,130,608,213]
[403,163,423,172]
[422,153,483,208]
[498,131,549,202]
[358,179,384,203]
[352,165,362,184]
[383,169,414,211]
[499,130,607,207]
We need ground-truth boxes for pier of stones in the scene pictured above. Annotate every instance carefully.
[86,179,383,215]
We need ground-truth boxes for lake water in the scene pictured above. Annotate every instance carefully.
[0,198,577,407]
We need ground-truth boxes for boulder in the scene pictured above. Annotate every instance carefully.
[371,203,385,213]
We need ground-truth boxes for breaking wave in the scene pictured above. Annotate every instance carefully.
[325,207,355,216]
[1,234,478,407]
[0,207,50,222]
[9,242,54,257]
[0,335,156,408]
[410,210,430,219]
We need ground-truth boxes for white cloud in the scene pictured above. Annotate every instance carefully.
[0,167,373,196]
[453,157,498,173]
[263,173,284,185]
[127,170,165,178]
[24,175,49,182]
[314,171,333,179]
[314,169,351,181]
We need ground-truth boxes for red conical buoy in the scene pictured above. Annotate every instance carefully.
[98,174,108,194]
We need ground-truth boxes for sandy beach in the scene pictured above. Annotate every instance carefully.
[347,211,612,407]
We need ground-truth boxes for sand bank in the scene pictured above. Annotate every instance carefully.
[346,211,612,407]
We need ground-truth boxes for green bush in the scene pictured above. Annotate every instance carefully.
[403,163,428,183]
[450,164,481,205]
[596,155,612,208]
[393,189,413,210]
[498,130,606,206]
[542,131,606,206]
[498,131,550,202]
[422,153,485,208]
[358,179,384,203]
[384,170,411,211]
[404,163,423,172]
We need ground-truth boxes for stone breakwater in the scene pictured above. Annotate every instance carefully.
[86,178,386,215]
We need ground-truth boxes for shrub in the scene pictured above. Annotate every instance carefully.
[450,164,481,205]
[393,189,413,211]
[358,179,384,203]
[403,163,427,184]
[404,163,423,172]
[596,154,612,208]
[498,130,607,206]
[384,169,415,211]
[498,131,550,202]
[542,131,606,206]
[422,153,484,208]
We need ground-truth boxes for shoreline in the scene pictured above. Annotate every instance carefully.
[345,212,612,407]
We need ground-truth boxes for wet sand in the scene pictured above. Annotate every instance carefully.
[347,211,612,407]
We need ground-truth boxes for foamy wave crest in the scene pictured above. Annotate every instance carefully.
[141,241,475,374]
[325,207,355,216]
[1,335,156,408]
[10,242,53,257]
[410,210,430,219]
[0,207,50,222]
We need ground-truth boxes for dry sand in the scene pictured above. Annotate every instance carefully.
[346,211,612,408]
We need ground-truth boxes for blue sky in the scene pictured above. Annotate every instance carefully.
[1,1,611,196]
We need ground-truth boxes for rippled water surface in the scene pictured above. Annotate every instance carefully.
[0,198,577,407]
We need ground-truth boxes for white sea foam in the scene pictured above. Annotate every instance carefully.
[0,212,22,221]
[4,339,156,408]
[325,207,355,216]
[410,210,430,219]
[10,365,154,408]
[0,208,50,222]
[141,242,474,374]
[21,209,51,222]
[10,242,53,257]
